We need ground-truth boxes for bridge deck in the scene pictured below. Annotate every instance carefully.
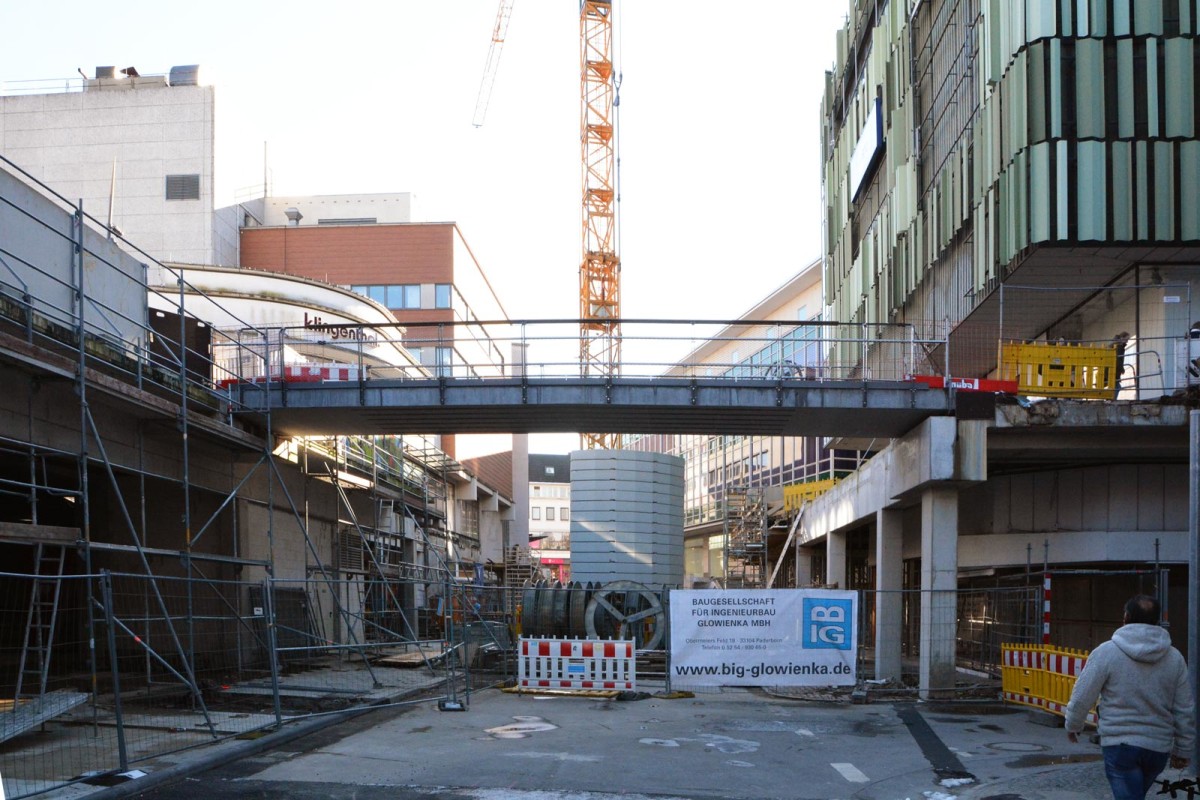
[232,377,953,437]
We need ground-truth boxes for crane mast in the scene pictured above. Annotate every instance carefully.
[579,0,621,450]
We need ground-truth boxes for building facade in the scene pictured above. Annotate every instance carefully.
[0,65,239,266]
[528,454,571,581]
[239,214,511,386]
[814,0,1199,694]
[628,259,863,589]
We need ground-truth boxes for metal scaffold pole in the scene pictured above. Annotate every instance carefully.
[99,571,128,771]
[1189,409,1199,771]
[73,202,100,726]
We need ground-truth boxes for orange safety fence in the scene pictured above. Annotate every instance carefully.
[1000,643,1097,725]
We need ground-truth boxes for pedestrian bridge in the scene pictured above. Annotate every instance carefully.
[221,318,963,438]
[233,376,953,437]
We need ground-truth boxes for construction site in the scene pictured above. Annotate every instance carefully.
[4,0,1200,797]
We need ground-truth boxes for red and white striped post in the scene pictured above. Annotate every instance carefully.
[1042,573,1052,644]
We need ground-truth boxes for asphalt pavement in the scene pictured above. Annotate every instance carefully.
[54,685,1194,800]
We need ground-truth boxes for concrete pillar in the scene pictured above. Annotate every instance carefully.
[826,530,847,589]
[510,343,530,548]
[874,508,904,682]
[920,487,959,699]
[794,544,815,587]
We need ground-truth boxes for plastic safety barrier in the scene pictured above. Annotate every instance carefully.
[999,341,1121,399]
[217,363,360,388]
[1001,643,1096,724]
[517,637,635,691]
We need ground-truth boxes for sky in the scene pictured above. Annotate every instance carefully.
[1,0,852,454]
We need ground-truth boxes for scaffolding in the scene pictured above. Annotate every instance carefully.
[722,485,766,589]
[0,157,516,799]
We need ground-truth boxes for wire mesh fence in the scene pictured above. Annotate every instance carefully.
[998,282,1196,399]
[0,572,114,800]
[1,570,1043,798]
[663,585,1041,696]
[0,569,467,800]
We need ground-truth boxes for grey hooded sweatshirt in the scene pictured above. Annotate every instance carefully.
[1064,623,1195,757]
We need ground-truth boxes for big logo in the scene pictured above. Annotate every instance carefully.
[802,598,853,650]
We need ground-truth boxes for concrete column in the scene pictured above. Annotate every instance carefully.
[794,544,815,587]
[510,343,530,548]
[920,487,959,699]
[874,508,904,682]
[826,530,847,589]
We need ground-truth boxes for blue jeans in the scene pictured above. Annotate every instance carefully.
[1102,743,1170,799]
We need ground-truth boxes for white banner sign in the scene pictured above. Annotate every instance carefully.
[669,589,857,687]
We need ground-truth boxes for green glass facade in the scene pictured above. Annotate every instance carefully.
[822,0,1200,372]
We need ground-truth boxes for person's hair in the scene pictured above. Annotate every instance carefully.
[1124,594,1160,625]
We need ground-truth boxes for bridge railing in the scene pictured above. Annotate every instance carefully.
[211,318,941,386]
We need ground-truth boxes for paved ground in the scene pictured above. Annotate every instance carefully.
[1,663,446,800]
[80,685,1189,800]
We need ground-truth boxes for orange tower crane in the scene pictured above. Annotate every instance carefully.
[579,0,621,450]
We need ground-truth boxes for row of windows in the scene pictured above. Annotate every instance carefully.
[724,323,825,380]
[531,484,569,498]
[530,506,570,521]
[351,283,452,310]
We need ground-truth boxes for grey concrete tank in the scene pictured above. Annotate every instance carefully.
[569,450,684,586]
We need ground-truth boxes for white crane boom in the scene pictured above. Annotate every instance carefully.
[472,0,516,127]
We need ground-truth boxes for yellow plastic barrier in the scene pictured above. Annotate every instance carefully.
[1000,643,1096,724]
[999,341,1122,399]
[782,478,839,514]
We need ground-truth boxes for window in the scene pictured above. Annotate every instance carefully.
[560,507,569,521]
[386,284,421,309]
[532,485,542,497]
[456,499,479,536]
[531,507,541,520]
[353,284,423,309]
[545,466,556,476]
[165,174,200,201]
[546,507,555,521]
[435,284,452,309]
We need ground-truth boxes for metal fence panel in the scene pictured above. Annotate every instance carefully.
[1,570,469,800]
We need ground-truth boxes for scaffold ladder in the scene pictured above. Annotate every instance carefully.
[13,542,67,704]
[725,486,766,588]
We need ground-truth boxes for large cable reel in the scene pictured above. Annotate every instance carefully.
[584,580,666,650]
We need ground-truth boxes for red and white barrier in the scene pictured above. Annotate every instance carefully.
[1000,644,1096,725]
[909,374,1019,393]
[1042,574,1052,644]
[517,638,636,691]
[1045,650,1087,678]
[217,363,360,388]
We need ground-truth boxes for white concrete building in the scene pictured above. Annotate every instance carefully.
[0,65,238,266]
[242,193,418,227]
[528,454,571,580]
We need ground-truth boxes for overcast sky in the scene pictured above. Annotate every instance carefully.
[1,0,851,454]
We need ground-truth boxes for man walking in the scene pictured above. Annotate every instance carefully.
[1065,594,1195,799]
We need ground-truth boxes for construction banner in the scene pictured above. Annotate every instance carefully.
[669,589,857,687]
